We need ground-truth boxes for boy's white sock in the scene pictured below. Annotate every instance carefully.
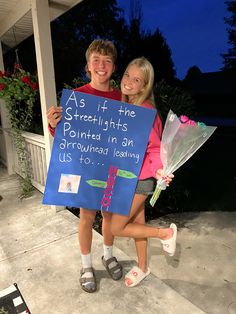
[81,253,93,278]
[81,253,92,268]
[80,253,94,289]
[103,245,121,275]
[103,244,113,260]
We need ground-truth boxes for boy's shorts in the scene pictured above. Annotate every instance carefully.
[135,178,156,196]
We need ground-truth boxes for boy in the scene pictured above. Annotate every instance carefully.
[47,40,122,293]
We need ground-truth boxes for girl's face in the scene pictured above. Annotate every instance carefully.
[87,52,115,86]
[121,64,145,101]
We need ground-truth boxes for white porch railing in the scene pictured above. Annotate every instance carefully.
[0,127,7,166]
[0,127,47,193]
[22,131,47,193]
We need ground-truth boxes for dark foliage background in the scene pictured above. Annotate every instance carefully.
[3,0,236,227]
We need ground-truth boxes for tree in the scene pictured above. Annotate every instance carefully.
[183,66,202,82]
[4,0,177,89]
[121,0,176,84]
[50,0,129,89]
[140,29,176,84]
[222,1,236,69]
[50,0,177,87]
[154,79,196,123]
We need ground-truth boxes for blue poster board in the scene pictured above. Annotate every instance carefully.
[43,89,156,216]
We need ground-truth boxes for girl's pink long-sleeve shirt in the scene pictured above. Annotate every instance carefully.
[138,101,163,180]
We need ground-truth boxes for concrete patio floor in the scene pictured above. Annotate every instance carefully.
[0,165,235,314]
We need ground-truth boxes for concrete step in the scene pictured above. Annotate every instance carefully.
[0,169,205,313]
[114,212,236,314]
[0,203,204,313]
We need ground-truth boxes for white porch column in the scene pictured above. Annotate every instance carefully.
[0,42,14,174]
[31,0,64,212]
[31,0,56,165]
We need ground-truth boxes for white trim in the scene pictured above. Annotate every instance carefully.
[0,0,31,38]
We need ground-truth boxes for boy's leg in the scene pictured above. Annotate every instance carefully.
[101,211,123,280]
[79,208,96,253]
[101,211,114,246]
[79,208,97,292]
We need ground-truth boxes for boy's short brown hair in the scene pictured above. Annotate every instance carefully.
[85,39,117,64]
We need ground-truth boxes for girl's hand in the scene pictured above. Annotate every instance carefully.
[155,169,174,186]
[47,105,62,128]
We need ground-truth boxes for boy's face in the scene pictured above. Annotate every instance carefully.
[87,52,115,85]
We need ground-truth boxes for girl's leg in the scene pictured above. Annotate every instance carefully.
[110,194,173,240]
[121,194,150,287]
[132,206,148,273]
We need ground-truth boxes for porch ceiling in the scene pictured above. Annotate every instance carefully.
[0,0,83,52]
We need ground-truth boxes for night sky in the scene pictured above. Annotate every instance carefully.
[117,0,229,79]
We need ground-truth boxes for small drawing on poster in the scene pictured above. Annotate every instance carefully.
[58,174,81,193]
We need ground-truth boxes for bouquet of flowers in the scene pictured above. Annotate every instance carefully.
[149,109,217,207]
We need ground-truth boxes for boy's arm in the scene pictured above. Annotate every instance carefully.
[48,124,55,137]
[47,105,62,137]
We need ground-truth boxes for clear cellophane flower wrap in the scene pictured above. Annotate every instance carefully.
[149,110,217,207]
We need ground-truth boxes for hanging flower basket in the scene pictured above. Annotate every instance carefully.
[0,65,39,198]
[0,65,39,130]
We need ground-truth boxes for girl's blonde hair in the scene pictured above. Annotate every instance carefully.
[122,57,155,107]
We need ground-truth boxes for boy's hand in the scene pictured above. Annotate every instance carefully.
[47,105,62,129]
[155,169,174,186]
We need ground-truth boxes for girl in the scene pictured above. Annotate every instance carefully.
[110,57,177,287]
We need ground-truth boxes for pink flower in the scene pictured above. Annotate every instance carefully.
[0,71,5,77]
[187,119,197,127]
[0,83,5,90]
[180,115,189,123]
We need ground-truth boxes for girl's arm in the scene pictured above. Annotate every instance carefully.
[146,112,163,177]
